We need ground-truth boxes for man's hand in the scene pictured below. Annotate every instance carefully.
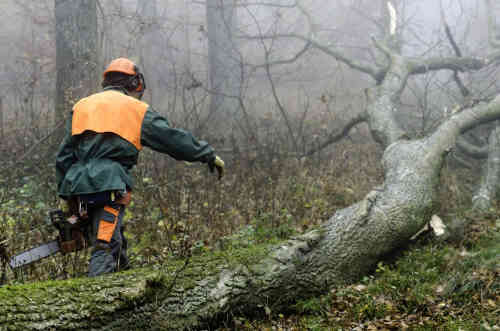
[208,155,225,180]
[59,198,70,213]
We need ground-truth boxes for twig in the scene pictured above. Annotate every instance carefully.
[159,257,191,307]
[441,5,470,97]
[304,112,367,157]
[0,120,65,174]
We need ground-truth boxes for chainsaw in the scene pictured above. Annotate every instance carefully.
[9,210,90,269]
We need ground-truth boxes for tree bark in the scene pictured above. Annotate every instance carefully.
[472,122,500,210]
[0,97,3,141]
[135,0,161,105]
[205,0,241,133]
[55,0,97,122]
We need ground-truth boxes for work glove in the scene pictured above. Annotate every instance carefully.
[58,198,70,213]
[208,155,225,180]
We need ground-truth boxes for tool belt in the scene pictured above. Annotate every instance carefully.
[57,190,131,253]
[67,190,131,220]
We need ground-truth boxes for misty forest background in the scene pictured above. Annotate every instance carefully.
[0,1,498,330]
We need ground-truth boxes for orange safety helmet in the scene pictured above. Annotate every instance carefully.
[102,58,146,95]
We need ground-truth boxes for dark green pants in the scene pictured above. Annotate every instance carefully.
[88,202,129,277]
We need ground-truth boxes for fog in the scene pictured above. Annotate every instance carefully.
[0,0,495,143]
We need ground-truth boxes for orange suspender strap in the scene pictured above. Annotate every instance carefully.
[97,206,120,243]
[72,90,148,150]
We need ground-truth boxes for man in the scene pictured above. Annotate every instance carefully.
[56,58,224,277]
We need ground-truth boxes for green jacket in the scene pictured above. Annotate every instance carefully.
[56,87,214,198]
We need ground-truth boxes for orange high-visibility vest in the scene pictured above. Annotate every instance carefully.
[72,90,148,150]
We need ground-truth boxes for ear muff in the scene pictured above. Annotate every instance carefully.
[135,73,146,92]
[127,72,146,99]
[127,75,140,91]
[126,69,145,93]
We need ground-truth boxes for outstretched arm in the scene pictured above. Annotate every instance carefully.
[140,108,215,163]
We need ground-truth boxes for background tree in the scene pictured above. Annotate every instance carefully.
[55,0,97,122]
[205,0,242,133]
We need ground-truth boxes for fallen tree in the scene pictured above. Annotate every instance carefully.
[2,95,500,330]
[2,1,500,330]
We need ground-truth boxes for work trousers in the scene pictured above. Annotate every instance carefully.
[87,202,129,277]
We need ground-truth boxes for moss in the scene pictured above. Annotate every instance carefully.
[0,236,283,330]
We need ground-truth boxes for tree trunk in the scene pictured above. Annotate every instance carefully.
[205,0,241,133]
[472,122,500,210]
[135,0,161,105]
[2,94,500,329]
[0,96,3,141]
[55,0,97,122]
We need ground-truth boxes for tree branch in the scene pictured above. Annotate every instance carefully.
[251,41,311,69]
[428,97,500,159]
[304,111,367,157]
[408,56,487,75]
[0,120,65,174]
[456,136,488,159]
[387,1,397,36]
[371,35,392,68]
[194,0,299,9]
[441,6,471,98]
[239,0,380,79]
[240,32,380,79]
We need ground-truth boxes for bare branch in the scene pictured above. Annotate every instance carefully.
[387,1,397,36]
[371,35,392,64]
[456,136,488,159]
[1,120,65,174]
[251,41,311,69]
[441,4,471,98]
[240,0,379,78]
[193,0,299,8]
[442,15,462,57]
[243,33,380,78]
[304,111,367,157]
[408,56,486,75]
[258,25,299,153]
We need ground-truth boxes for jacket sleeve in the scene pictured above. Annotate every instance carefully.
[55,115,77,193]
[140,108,214,162]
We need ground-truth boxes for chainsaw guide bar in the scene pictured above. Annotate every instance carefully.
[9,240,60,269]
